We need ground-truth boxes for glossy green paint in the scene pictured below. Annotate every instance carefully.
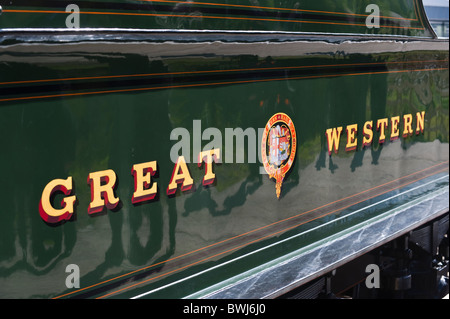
[0,0,434,37]
[0,1,448,299]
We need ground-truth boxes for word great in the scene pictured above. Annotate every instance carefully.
[39,149,220,224]
[325,111,425,155]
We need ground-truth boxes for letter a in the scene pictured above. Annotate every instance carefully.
[366,4,380,29]
[65,264,80,289]
[365,264,380,289]
[65,4,80,29]
[167,156,194,195]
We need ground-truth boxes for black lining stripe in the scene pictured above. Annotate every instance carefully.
[3,59,449,99]
[0,63,393,98]
[1,64,448,103]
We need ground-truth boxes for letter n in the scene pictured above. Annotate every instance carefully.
[416,111,425,135]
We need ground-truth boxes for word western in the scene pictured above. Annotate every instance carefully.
[39,149,220,224]
[325,111,425,155]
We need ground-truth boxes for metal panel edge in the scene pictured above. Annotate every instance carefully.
[186,184,449,299]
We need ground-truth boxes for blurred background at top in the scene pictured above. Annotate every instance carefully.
[423,0,449,37]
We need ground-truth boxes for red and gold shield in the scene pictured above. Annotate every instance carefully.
[261,113,297,199]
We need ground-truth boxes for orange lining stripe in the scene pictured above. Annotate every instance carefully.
[140,0,418,21]
[1,67,447,103]
[413,0,425,29]
[2,9,424,30]
[52,161,449,299]
[96,166,449,298]
[1,59,447,87]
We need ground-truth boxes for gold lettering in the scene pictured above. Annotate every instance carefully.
[345,124,358,152]
[39,177,76,223]
[402,114,414,137]
[377,118,388,144]
[325,127,343,155]
[87,169,120,214]
[132,161,158,204]
[390,116,400,141]
[416,111,425,134]
[362,120,373,147]
[167,156,194,195]
[198,149,221,186]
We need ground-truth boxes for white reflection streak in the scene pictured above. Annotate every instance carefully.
[131,174,448,299]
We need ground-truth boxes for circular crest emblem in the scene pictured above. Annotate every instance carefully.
[261,113,297,199]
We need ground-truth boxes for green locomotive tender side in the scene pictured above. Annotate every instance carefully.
[0,0,448,299]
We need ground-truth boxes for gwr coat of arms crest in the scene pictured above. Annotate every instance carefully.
[261,113,297,199]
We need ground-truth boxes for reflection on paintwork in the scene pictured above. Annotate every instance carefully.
[0,0,448,299]
[0,0,435,37]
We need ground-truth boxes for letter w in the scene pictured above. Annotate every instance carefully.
[325,127,343,155]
